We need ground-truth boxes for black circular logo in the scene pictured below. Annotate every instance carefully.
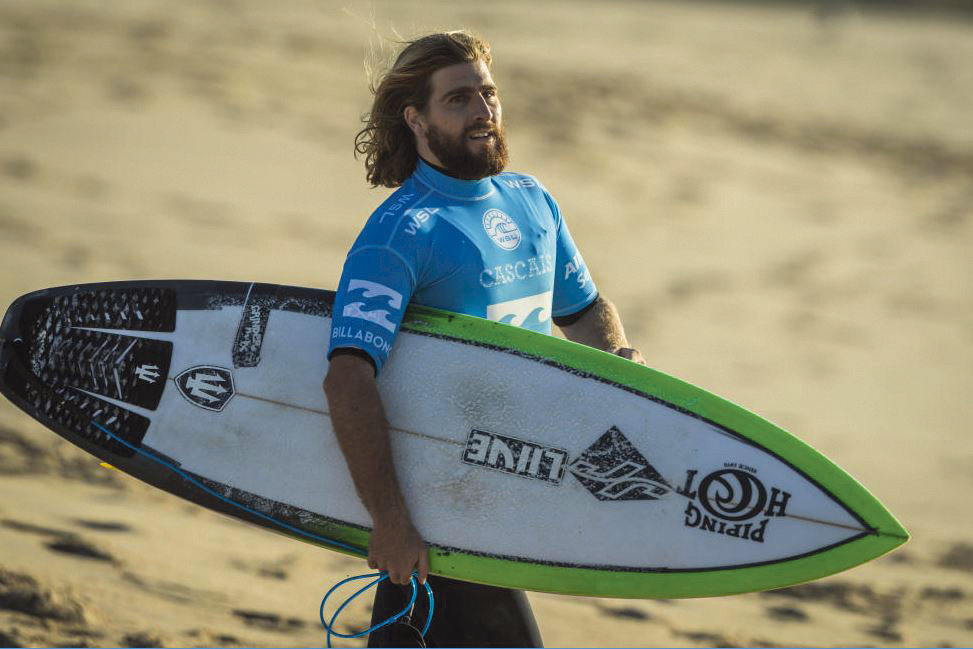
[697,469,767,521]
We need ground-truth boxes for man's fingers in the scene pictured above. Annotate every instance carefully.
[389,566,410,585]
[367,521,427,584]
[615,347,646,365]
[417,550,430,584]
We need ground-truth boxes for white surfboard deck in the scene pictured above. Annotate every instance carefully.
[0,281,908,598]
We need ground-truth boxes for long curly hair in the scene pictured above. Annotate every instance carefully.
[355,31,493,188]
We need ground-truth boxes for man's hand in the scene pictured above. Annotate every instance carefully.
[368,513,430,585]
[613,346,646,365]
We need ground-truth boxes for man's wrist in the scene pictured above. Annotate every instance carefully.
[369,497,413,527]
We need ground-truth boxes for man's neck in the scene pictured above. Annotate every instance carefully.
[414,157,495,200]
[419,156,460,179]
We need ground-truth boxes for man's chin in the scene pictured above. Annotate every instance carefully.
[467,137,496,152]
[425,140,506,179]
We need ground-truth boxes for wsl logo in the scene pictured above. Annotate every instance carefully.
[175,365,235,412]
[482,209,522,251]
[342,279,403,334]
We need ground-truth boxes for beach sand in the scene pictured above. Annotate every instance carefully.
[1,1,971,646]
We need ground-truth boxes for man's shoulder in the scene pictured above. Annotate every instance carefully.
[352,178,449,255]
[365,178,426,224]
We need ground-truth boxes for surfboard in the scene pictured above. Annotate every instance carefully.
[0,280,907,598]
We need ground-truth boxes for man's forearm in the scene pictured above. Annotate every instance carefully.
[323,354,429,584]
[323,357,411,522]
[559,296,631,352]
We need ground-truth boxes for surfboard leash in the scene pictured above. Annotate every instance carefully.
[88,419,435,647]
[319,572,433,648]
[88,420,363,554]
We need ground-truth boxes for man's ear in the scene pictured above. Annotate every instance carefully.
[404,105,424,137]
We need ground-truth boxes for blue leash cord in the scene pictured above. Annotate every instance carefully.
[89,420,435,645]
[88,420,361,555]
[319,572,434,648]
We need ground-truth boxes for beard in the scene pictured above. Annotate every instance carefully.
[425,122,509,180]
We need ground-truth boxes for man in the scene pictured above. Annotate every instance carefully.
[323,31,644,647]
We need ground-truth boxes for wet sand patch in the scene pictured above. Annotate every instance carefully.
[939,543,973,573]
[0,567,87,624]
[231,609,306,633]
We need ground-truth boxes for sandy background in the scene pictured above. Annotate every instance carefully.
[1,0,971,646]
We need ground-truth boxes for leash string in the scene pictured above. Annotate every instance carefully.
[89,420,435,647]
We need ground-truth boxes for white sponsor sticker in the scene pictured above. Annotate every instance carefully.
[486,291,552,328]
[342,279,403,333]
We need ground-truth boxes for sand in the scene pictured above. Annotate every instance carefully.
[1,0,971,646]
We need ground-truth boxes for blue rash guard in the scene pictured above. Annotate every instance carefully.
[328,159,599,373]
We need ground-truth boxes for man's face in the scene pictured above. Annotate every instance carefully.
[414,60,508,180]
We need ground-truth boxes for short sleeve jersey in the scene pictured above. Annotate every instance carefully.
[328,159,598,373]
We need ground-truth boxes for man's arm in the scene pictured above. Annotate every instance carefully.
[557,296,646,365]
[323,353,429,585]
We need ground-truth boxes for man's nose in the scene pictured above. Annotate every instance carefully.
[471,93,495,122]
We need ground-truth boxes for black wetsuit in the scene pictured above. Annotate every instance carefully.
[367,575,543,648]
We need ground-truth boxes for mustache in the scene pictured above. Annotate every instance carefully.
[464,124,501,137]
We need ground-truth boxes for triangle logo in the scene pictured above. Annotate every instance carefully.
[569,426,671,501]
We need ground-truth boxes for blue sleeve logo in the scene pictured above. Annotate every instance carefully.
[341,279,404,333]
